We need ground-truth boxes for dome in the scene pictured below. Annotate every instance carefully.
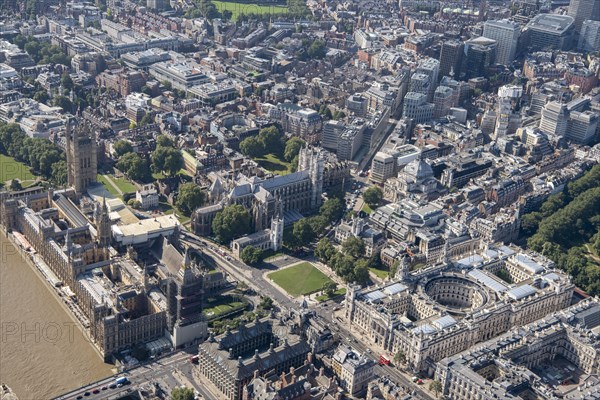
[404,159,434,181]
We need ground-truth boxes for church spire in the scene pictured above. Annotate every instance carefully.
[183,247,192,269]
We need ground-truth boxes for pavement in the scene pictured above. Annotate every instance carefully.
[53,346,217,400]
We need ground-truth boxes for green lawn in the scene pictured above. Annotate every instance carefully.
[203,295,247,320]
[411,263,426,271]
[255,153,293,175]
[159,202,174,213]
[316,288,346,302]
[110,175,137,193]
[211,0,289,21]
[268,262,333,297]
[370,267,389,279]
[361,203,373,214]
[152,171,166,180]
[0,154,37,184]
[96,174,120,197]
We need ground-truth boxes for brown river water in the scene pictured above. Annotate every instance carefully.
[0,231,113,399]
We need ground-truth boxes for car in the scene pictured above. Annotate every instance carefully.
[76,396,83,400]
[117,384,123,388]
[109,384,117,389]
[101,387,107,391]
[92,389,100,394]
[84,392,90,397]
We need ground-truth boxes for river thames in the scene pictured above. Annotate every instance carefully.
[0,231,113,399]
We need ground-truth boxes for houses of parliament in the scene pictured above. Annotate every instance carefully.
[0,117,223,360]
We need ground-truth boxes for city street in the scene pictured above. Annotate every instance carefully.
[179,231,436,398]
[53,347,218,400]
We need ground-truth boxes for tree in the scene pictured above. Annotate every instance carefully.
[520,212,542,237]
[52,96,73,112]
[198,0,220,19]
[9,179,22,191]
[151,146,183,177]
[429,381,442,399]
[50,160,67,186]
[292,219,314,248]
[333,110,346,120]
[113,140,133,157]
[352,259,370,285]
[139,113,154,126]
[322,281,337,298]
[284,137,305,162]
[212,204,252,244]
[342,236,365,259]
[308,215,328,236]
[116,152,151,182]
[127,199,142,209]
[156,134,175,148]
[389,260,399,279]
[240,245,263,266]
[330,253,354,281]
[363,186,383,208]
[258,126,283,154]
[176,183,205,216]
[33,90,49,103]
[315,238,336,263]
[287,0,308,15]
[307,40,326,59]
[61,73,73,91]
[394,349,406,365]
[171,387,195,400]
[239,136,264,158]
[320,197,344,222]
[141,85,153,96]
[259,296,274,310]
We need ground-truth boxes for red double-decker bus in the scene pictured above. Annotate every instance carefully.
[379,354,391,366]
